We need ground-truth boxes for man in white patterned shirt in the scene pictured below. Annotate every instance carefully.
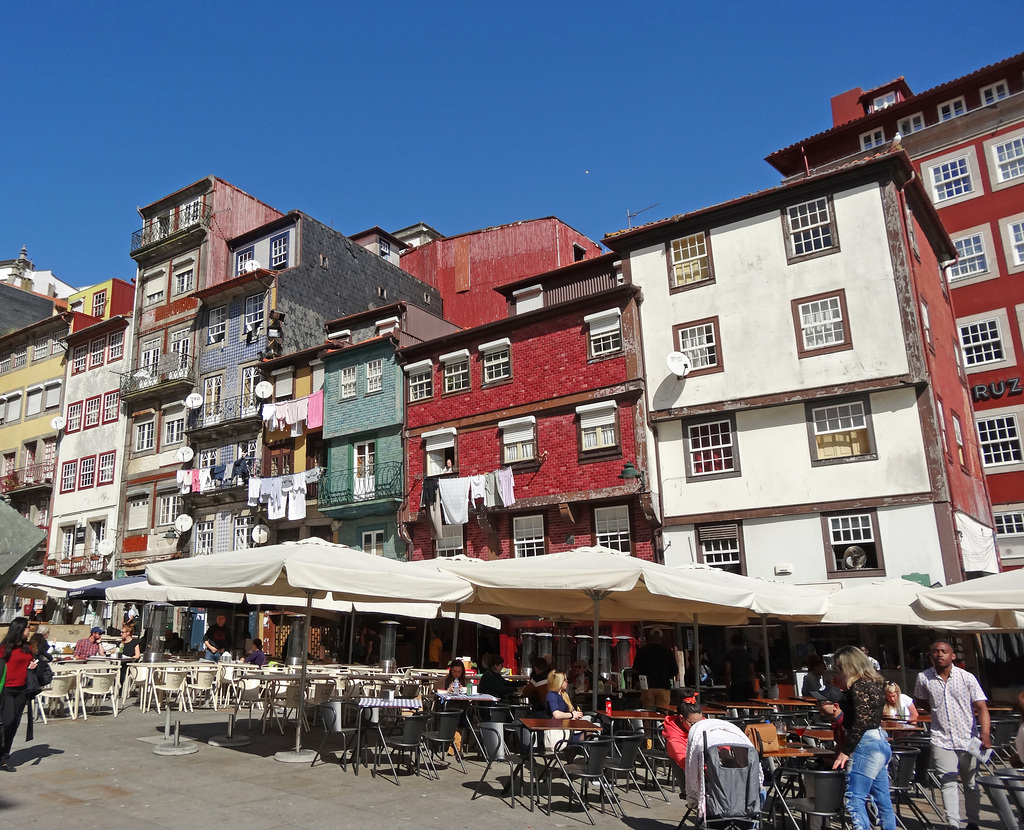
[914,640,990,830]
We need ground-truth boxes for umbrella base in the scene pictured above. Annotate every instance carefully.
[274,749,317,764]
[153,742,199,756]
[209,734,251,747]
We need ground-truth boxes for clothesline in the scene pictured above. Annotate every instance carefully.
[420,467,516,540]
[176,456,256,495]
[247,467,323,521]
[262,389,324,435]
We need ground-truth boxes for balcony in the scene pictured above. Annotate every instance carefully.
[1,463,55,494]
[319,461,403,517]
[45,557,108,577]
[130,203,212,253]
[186,395,261,434]
[120,353,197,399]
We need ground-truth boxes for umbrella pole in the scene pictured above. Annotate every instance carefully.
[897,625,907,692]
[421,618,429,667]
[693,615,700,698]
[451,605,461,664]
[761,614,772,698]
[347,610,356,664]
[592,595,601,713]
[275,591,316,764]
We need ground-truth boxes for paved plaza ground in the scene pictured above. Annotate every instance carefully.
[0,702,1008,830]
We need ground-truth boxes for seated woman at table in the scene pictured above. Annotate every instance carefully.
[546,671,584,721]
[881,681,918,721]
[478,655,523,701]
[117,626,142,684]
[244,638,267,668]
[523,656,549,713]
[441,659,467,692]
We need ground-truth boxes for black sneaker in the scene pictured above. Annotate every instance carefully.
[965,823,980,830]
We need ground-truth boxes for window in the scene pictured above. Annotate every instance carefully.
[340,366,357,399]
[233,514,254,549]
[669,232,712,288]
[66,401,82,432]
[513,515,546,557]
[61,526,75,560]
[697,523,744,575]
[127,494,150,531]
[51,331,65,355]
[97,451,115,485]
[0,354,8,374]
[499,417,536,463]
[673,318,722,374]
[993,137,1024,183]
[860,128,885,150]
[793,291,851,356]
[981,81,1009,105]
[379,238,391,259]
[266,444,292,477]
[952,413,967,468]
[243,293,264,332]
[577,402,618,455]
[208,306,227,344]
[823,511,884,575]
[144,276,165,306]
[270,233,289,269]
[898,113,925,134]
[102,391,119,423]
[872,91,896,111]
[108,330,124,360]
[172,267,193,296]
[25,387,43,418]
[199,448,218,469]
[195,520,215,555]
[91,290,107,317]
[164,415,185,446]
[366,359,383,393]
[479,339,511,383]
[362,530,385,556]
[158,494,182,526]
[594,505,631,553]
[11,347,26,369]
[78,456,96,489]
[203,375,223,421]
[43,381,60,410]
[959,319,1005,366]
[135,420,155,452]
[4,392,22,423]
[60,460,77,493]
[809,399,873,462]
[435,525,464,557]
[585,309,623,358]
[938,97,966,121]
[686,418,738,477]
[1010,220,1024,268]
[949,234,989,280]
[977,415,1024,466]
[240,366,260,414]
[84,396,101,428]
[785,196,837,258]
[423,428,457,475]
[72,345,88,374]
[33,336,49,361]
[88,520,106,556]
[406,360,433,402]
[236,248,254,276]
[931,157,973,201]
[994,512,1024,536]
[442,350,470,394]
[89,337,105,368]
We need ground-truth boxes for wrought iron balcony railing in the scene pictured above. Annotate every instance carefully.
[1,463,56,493]
[130,203,212,253]
[186,395,261,431]
[47,557,108,577]
[318,461,403,509]
[120,353,197,397]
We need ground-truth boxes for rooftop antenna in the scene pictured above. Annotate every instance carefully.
[627,203,659,229]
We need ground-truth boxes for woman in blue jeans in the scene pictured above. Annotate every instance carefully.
[831,645,896,830]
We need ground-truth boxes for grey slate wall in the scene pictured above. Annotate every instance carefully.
[0,285,57,336]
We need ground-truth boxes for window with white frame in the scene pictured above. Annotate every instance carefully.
[959,319,1005,366]
[66,401,82,432]
[931,157,974,201]
[243,293,265,332]
[158,493,182,526]
[594,505,631,553]
[4,392,21,423]
[340,366,357,399]
[164,415,185,446]
[872,91,896,111]
[479,339,511,383]
[270,233,289,269]
[1009,221,1024,267]
[860,128,885,150]
[697,523,743,574]
[577,402,618,453]
[687,419,737,476]
[795,293,848,353]
[423,428,457,475]
[135,420,154,452]
[981,81,1009,105]
[170,329,190,367]
[379,239,391,259]
[674,319,720,371]
[938,97,966,121]
[825,512,882,574]
[362,529,385,556]
[236,248,254,276]
[199,448,218,468]
[25,387,43,418]
[51,330,65,355]
[79,456,96,489]
[406,361,433,402]
[33,336,49,361]
[195,520,215,555]
[442,350,470,393]
[435,524,464,557]
[108,330,123,360]
[585,309,623,358]
[103,391,119,423]
[91,290,107,317]
[61,526,75,559]
[366,359,383,393]
[898,113,925,134]
[513,515,546,557]
[233,514,254,549]
[11,347,26,369]
[0,354,9,373]
[208,306,227,344]
[977,415,1024,466]
[921,300,932,348]
[90,337,105,368]
[993,137,1024,183]
[84,397,100,427]
[127,494,150,531]
[60,460,77,493]
[43,382,60,411]
[949,234,989,280]
[173,267,194,295]
[669,232,712,287]
[72,344,88,374]
[98,451,115,484]
[810,400,872,461]
[499,417,536,463]
[203,375,223,420]
[786,197,836,257]
[994,511,1024,536]
[144,276,165,306]
[952,413,967,467]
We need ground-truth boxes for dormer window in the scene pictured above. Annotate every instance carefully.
[375,317,400,338]
[898,113,925,134]
[327,328,352,345]
[379,239,391,259]
[981,81,1009,105]
[236,247,255,275]
[512,284,543,315]
[871,91,897,111]
[938,97,966,121]
[860,128,886,151]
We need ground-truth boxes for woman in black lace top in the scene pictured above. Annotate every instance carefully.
[831,645,896,830]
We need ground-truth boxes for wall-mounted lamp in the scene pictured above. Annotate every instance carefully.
[163,528,179,540]
[618,461,646,491]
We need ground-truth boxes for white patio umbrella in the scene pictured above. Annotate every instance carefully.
[915,569,1024,628]
[146,539,474,762]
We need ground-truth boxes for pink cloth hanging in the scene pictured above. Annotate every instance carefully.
[306,390,324,429]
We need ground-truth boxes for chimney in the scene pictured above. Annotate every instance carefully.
[830,88,865,127]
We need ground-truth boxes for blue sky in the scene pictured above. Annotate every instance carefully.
[2,2,1020,289]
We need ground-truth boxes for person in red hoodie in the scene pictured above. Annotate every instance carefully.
[0,617,37,772]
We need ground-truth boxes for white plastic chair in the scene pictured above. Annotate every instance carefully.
[121,663,153,709]
[186,668,219,711]
[235,677,265,728]
[35,673,78,722]
[151,669,189,714]
[77,672,119,719]
[216,662,242,707]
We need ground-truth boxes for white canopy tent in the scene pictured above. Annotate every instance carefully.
[914,568,1024,628]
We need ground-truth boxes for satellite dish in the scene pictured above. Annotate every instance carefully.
[97,540,115,557]
[174,515,194,534]
[843,546,868,570]
[175,446,194,463]
[255,381,274,400]
[666,351,692,378]
[251,524,270,545]
[51,416,66,431]
[243,260,262,273]
[185,393,204,410]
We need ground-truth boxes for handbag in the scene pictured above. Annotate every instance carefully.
[25,657,53,698]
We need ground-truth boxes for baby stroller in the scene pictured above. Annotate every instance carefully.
[680,733,761,830]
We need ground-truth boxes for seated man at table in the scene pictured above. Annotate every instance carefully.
[478,655,524,701]
[245,638,267,668]
[164,629,185,653]
[73,627,105,659]
[202,613,232,662]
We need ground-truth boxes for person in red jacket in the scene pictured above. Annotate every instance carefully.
[1,617,38,772]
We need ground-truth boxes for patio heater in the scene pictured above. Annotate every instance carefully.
[285,614,307,666]
[597,635,613,678]
[554,625,573,671]
[575,633,593,667]
[536,631,553,663]
[613,636,632,672]
[520,631,537,673]
[379,620,400,673]
[142,602,173,662]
